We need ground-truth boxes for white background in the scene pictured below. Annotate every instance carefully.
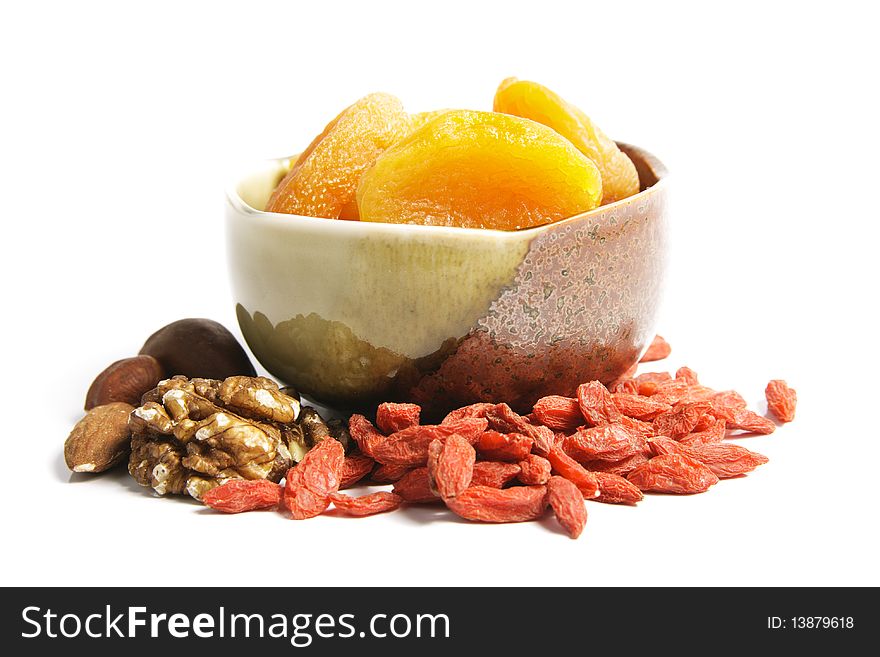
[1,0,878,587]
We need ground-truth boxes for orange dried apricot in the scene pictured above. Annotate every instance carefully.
[408,109,451,132]
[266,93,409,218]
[356,110,602,230]
[493,78,639,205]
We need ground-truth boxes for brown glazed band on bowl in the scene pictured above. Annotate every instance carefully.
[226,143,668,420]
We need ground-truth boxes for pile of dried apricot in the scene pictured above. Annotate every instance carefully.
[203,335,797,540]
[265,79,640,231]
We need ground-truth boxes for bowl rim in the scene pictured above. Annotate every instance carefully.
[225,141,668,239]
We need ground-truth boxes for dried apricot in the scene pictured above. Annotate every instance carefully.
[493,78,639,204]
[266,93,409,218]
[356,109,602,230]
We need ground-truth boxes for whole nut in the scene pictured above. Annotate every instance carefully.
[139,318,256,380]
[84,355,165,410]
[65,402,134,473]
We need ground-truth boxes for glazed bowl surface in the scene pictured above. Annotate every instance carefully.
[226,143,668,418]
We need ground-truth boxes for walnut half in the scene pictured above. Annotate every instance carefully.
[128,375,303,499]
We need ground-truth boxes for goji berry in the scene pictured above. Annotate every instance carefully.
[649,379,691,405]
[727,408,776,435]
[330,491,402,516]
[563,424,642,462]
[470,461,522,488]
[547,476,587,539]
[709,390,748,423]
[577,380,623,426]
[427,435,475,500]
[618,415,657,440]
[339,453,375,489]
[202,479,282,514]
[476,430,533,462]
[583,451,649,477]
[441,402,495,424]
[392,467,438,503]
[446,485,548,523]
[687,442,769,478]
[281,438,345,519]
[639,335,672,362]
[626,453,719,494]
[532,395,582,432]
[593,472,643,505]
[370,462,414,483]
[546,444,600,498]
[612,392,671,420]
[765,380,796,423]
[674,366,699,385]
[611,379,641,395]
[678,418,727,446]
[653,401,713,439]
[375,402,421,434]
[348,414,385,457]
[517,454,552,485]
[371,418,488,465]
[485,403,553,455]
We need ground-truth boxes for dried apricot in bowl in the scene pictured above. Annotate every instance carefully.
[493,78,639,205]
[356,110,603,231]
[266,93,410,218]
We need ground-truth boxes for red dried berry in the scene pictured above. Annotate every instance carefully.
[687,442,769,478]
[392,467,439,503]
[691,412,716,432]
[649,380,691,405]
[282,438,345,519]
[765,380,796,423]
[339,453,375,489]
[611,379,641,395]
[532,395,582,432]
[517,454,552,485]
[202,479,282,514]
[612,393,671,420]
[476,430,534,462]
[577,380,623,426]
[619,415,657,440]
[653,401,713,439]
[470,461,522,488]
[485,403,554,455]
[348,414,385,457]
[678,418,727,446]
[709,390,748,423]
[674,366,699,385]
[547,444,600,498]
[375,402,421,434]
[639,335,672,362]
[441,402,496,424]
[371,418,488,465]
[446,485,548,523]
[329,491,402,516]
[593,472,644,505]
[427,435,476,500]
[370,462,414,483]
[727,408,776,435]
[627,453,719,494]
[563,424,642,463]
[583,451,649,477]
[547,476,587,539]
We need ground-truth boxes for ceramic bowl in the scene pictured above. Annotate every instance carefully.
[226,143,668,419]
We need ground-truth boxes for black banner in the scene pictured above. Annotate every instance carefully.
[1,587,869,653]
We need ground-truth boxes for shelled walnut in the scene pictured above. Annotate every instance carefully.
[128,375,305,499]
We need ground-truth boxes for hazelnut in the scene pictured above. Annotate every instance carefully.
[139,318,256,380]
[84,355,165,410]
[65,402,134,473]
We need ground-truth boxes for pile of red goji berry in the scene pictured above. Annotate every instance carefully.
[203,335,797,539]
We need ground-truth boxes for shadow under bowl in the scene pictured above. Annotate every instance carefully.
[226,143,668,420]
